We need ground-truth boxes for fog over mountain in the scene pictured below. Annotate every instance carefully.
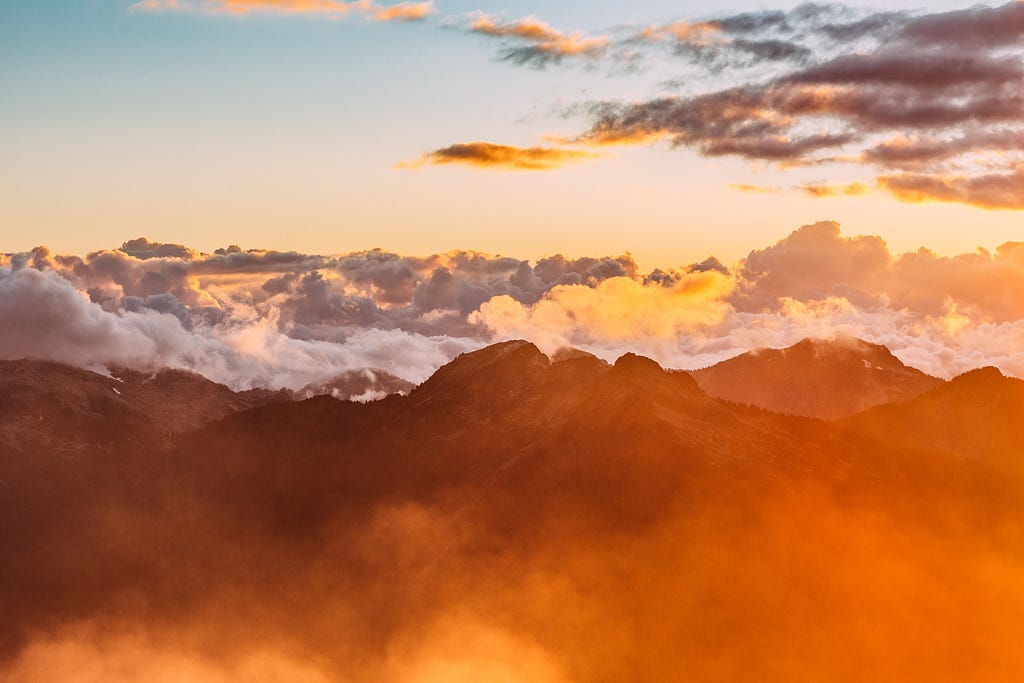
[2,340,1023,681]
[3,222,1024,390]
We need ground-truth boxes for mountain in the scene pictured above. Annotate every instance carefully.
[0,359,276,455]
[841,366,1024,466]
[0,359,414,455]
[691,337,943,419]
[0,359,159,458]
[2,342,1022,682]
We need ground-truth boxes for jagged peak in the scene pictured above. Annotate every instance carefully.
[950,365,1006,386]
[450,340,549,370]
[550,346,604,364]
[409,340,550,404]
[614,352,663,373]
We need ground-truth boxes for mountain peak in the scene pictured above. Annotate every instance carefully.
[783,336,899,365]
[948,366,1008,393]
[409,340,550,409]
[446,340,549,374]
[693,337,942,419]
[550,346,603,364]
[614,352,663,373]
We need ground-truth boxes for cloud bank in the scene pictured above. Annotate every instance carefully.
[3,224,1024,387]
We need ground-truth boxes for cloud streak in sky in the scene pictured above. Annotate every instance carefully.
[399,141,600,171]
[464,12,611,67]
[132,0,435,21]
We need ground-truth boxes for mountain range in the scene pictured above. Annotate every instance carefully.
[1,338,1022,681]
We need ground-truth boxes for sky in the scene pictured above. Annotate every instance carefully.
[3,0,1023,269]
[2,0,1024,388]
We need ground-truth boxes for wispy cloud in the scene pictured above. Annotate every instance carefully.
[800,181,870,198]
[729,183,780,194]
[878,168,1024,210]
[399,141,600,171]
[729,181,871,198]
[132,0,435,21]
[463,12,610,67]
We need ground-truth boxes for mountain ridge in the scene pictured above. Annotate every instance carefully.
[691,336,944,419]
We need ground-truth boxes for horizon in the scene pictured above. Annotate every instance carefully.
[6,218,1024,272]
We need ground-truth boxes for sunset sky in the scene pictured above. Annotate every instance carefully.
[3,0,1023,268]
[6,8,1024,680]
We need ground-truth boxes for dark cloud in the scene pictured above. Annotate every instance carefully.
[119,237,197,261]
[123,292,195,329]
[336,249,426,305]
[731,38,812,62]
[899,1,1024,48]
[709,9,792,35]
[860,129,1024,173]
[817,12,909,42]
[260,272,300,296]
[578,88,861,162]
[783,51,1024,90]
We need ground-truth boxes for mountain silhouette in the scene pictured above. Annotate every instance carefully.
[691,336,943,419]
[842,365,1024,466]
[1,342,1022,681]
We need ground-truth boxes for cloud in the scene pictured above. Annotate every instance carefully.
[439,2,1024,210]
[400,141,600,171]
[119,237,198,261]
[132,0,435,21]
[0,240,649,388]
[469,271,735,351]
[0,264,478,390]
[465,13,610,67]
[573,0,1024,206]
[800,181,870,198]
[729,183,780,194]
[465,221,1024,380]
[878,168,1024,210]
[899,1,1024,48]
[7,222,1024,386]
[729,182,870,198]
